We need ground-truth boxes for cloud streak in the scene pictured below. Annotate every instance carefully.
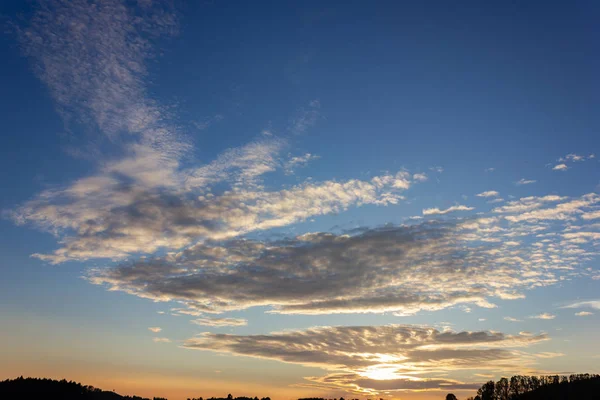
[422,205,474,215]
[184,324,548,394]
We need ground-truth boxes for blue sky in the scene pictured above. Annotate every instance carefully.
[1,1,599,399]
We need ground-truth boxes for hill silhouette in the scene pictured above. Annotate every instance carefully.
[0,377,162,400]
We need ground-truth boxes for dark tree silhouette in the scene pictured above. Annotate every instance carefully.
[446,394,458,400]
[469,374,600,400]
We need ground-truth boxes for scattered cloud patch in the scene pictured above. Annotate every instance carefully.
[504,317,522,322]
[153,337,171,343]
[423,205,474,215]
[558,154,595,163]
[284,153,320,175]
[517,179,536,185]
[148,327,162,333]
[193,114,224,131]
[529,313,556,320]
[552,164,568,171]
[191,317,248,327]
[477,191,499,198]
[575,311,593,317]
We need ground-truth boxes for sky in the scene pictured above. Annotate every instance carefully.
[0,1,599,399]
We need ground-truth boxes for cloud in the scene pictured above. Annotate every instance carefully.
[561,300,600,310]
[485,168,495,172]
[191,317,247,327]
[552,164,568,171]
[10,138,418,263]
[153,337,171,343]
[284,153,320,175]
[477,191,499,198]
[516,179,537,185]
[529,313,556,320]
[148,327,162,333]
[193,114,224,131]
[184,324,548,394]
[504,317,522,322]
[575,311,593,317]
[581,210,600,220]
[423,205,474,215]
[500,193,599,222]
[413,173,428,182]
[558,154,595,163]
[289,100,320,134]
[87,208,600,317]
[14,1,403,265]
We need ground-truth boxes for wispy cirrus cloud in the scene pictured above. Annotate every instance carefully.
[558,153,595,163]
[423,205,474,215]
[551,153,595,172]
[477,191,499,198]
[504,317,522,322]
[191,317,247,327]
[284,153,320,175]
[529,313,556,320]
[516,179,536,185]
[289,100,321,134]
[184,324,548,394]
[561,300,600,310]
[7,1,425,265]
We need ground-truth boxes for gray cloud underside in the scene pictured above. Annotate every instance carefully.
[184,324,548,394]
[88,193,600,315]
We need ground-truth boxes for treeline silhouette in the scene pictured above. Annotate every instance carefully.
[0,377,166,400]
[3,375,600,400]
[188,395,271,400]
[446,374,600,400]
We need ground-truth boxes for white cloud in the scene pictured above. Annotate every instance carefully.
[503,193,599,222]
[529,313,556,320]
[552,164,568,171]
[558,153,595,163]
[485,168,495,172]
[477,191,499,198]
[190,317,247,327]
[575,311,593,317]
[412,173,428,182]
[581,210,600,220]
[148,327,162,333]
[561,300,600,310]
[284,153,320,175]
[516,179,536,185]
[153,337,171,343]
[423,205,474,215]
[504,317,521,322]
